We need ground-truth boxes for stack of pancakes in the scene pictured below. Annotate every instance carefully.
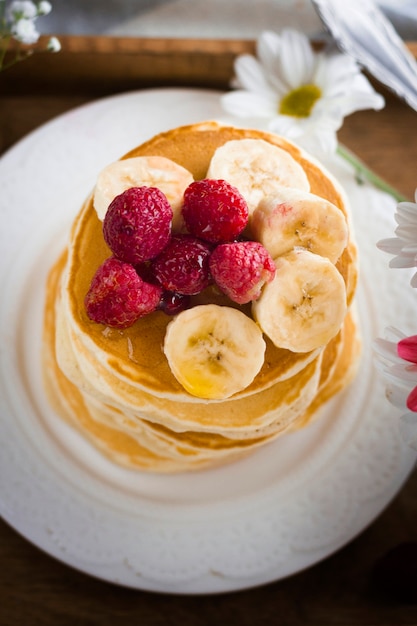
[43,122,361,472]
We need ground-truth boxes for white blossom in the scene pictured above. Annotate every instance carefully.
[38,1,52,15]
[7,1,38,21]
[47,35,60,52]
[0,0,60,71]
[221,29,385,155]
[11,16,39,44]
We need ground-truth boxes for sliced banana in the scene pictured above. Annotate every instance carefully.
[164,304,266,400]
[206,139,310,214]
[93,156,194,231]
[252,249,347,353]
[251,187,348,263]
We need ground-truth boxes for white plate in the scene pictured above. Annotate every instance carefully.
[0,88,416,594]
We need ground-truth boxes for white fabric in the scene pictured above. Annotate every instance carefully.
[107,0,417,39]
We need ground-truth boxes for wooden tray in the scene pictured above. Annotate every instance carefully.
[1,36,417,199]
[1,36,417,624]
[3,35,417,94]
[1,36,257,94]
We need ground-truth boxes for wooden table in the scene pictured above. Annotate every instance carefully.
[1,37,417,625]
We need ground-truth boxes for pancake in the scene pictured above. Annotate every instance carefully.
[64,194,321,401]
[42,121,361,472]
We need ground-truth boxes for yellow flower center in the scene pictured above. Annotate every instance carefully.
[279,84,322,118]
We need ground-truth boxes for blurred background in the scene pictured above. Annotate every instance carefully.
[37,0,417,40]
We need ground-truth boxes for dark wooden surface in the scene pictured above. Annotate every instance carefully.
[1,36,417,625]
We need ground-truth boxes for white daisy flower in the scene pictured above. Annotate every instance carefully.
[377,190,417,286]
[221,29,385,154]
[374,327,417,451]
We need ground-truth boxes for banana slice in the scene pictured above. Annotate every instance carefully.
[251,187,348,263]
[164,304,266,400]
[93,156,194,231]
[252,249,347,353]
[206,139,310,214]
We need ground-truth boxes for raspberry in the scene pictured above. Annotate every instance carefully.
[209,241,276,304]
[182,179,248,243]
[152,234,212,295]
[134,261,158,285]
[159,291,191,315]
[85,257,162,328]
[103,186,172,265]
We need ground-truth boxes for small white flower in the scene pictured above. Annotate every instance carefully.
[38,1,52,15]
[8,0,37,21]
[0,0,59,72]
[47,35,60,52]
[377,189,417,286]
[11,16,39,44]
[221,29,385,154]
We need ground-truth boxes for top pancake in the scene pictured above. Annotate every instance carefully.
[64,121,358,403]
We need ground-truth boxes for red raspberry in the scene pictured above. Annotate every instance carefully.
[209,241,276,304]
[85,257,162,328]
[152,234,212,295]
[103,186,172,265]
[159,291,191,315]
[134,261,158,285]
[182,179,248,243]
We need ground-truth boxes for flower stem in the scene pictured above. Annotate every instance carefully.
[337,143,409,202]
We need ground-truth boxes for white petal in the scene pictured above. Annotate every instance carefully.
[298,108,340,153]
[373,356,394,378]
[396,201,417,219]
[385,326,407,342]
[402,244,417,254]
[278,29,315,89]
[395,225,417,241]
[318,68,384,116]
[373,337,403,363]
[389,255,417,269]
[326,89,384,117]
[395,213,417,228]
[269,113,338,154]
[379,369,412,388]
[310,127,337,154]
[221,91,277,118]
[233,55,275,95]
[410,271,417,288]
[388,362,417,383]
[309,101,343,129]
[385,383,409,410]
[257,30,281,63]
[376,237,403,254]
[257,31,288,95]
[268,114,302,138]
[388,247,417,259]
[315,53,358,95]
